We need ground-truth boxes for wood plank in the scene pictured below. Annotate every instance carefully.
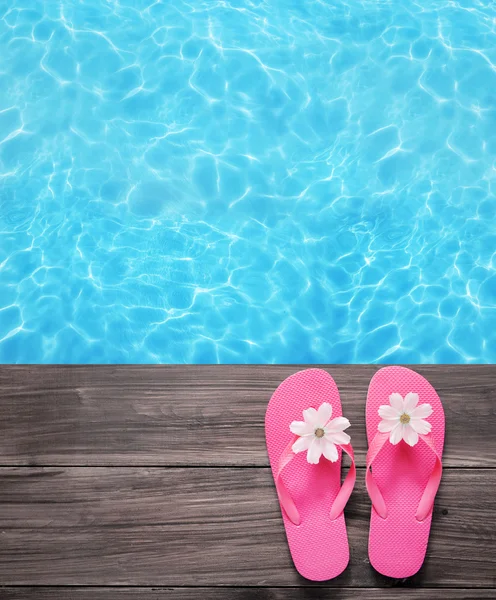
[0,588,494,599]
[0,366,495,466]
[0,467,494,587]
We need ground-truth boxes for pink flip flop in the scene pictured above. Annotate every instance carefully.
[366,366,445,578]
[265,369,356,581]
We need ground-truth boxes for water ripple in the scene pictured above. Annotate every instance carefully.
[0,0,495,363]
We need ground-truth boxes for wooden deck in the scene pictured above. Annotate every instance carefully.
[0,365,495,598]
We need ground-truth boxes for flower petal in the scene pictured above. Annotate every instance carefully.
[307,437,323,464]
[326,430,351,445]
[316,402,333,425]
[303,407,318,426]
[378,405,400,420]
[403,392,419,412]
[389,393,404,412]
[389,422,403,445]
[289,420,314,436]
[327,416,351,432]
[410,403,433,420]
[403,424,419,447]
[410,418,432,435]
[292,435,312,454]
[378,418,399,433]
[322,439,339,462]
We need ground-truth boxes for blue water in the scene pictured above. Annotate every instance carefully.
[1,0,495,364]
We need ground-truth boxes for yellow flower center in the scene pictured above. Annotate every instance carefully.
[315,427,325,438]
[400,413,411,425]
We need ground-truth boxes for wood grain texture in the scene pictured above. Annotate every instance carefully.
[1,589,494,600]
[1,365,495,595]
[0,365,494,466]
[0,467,494,587]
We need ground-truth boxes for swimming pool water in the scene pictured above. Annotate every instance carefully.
[1,0,495,363]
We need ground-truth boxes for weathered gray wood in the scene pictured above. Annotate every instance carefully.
[0,588,494,599]
[0,467,494,587]
[0,366,494,466]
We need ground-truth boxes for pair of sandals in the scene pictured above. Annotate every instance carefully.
[265,366,445,581]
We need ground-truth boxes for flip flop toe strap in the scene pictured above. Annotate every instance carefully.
[275,439,302,525]
[275,438,356,525]
[366,431,443,521]
[328,442,356,520]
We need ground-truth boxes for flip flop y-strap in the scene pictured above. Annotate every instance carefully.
[275,437,356,525]
[366,431,443,521]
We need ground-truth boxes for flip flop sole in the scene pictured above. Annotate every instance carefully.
[366,366,445,578]
[265,368,350,581]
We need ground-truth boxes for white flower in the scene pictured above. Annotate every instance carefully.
[289,402,351,464]
[378,392,433,447]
